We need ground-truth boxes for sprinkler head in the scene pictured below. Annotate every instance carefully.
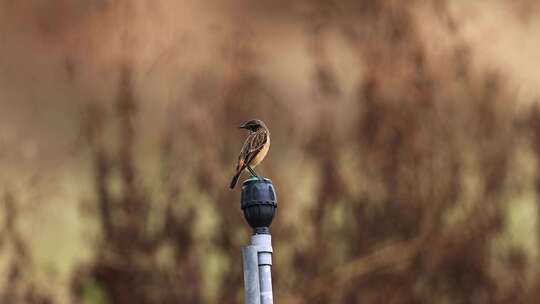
[240,177,277,234]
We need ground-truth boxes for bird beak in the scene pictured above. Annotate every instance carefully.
[239,122,248,129]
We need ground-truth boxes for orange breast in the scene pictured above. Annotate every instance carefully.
[251,136,270,167]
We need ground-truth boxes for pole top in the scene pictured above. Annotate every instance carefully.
[241,177,277,234]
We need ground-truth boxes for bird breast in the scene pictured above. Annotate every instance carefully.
[251,136,270,167]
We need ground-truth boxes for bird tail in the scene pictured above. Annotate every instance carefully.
[229,169,243,190]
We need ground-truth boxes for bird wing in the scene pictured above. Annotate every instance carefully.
[248,131,267,153]
[236,131,267,171]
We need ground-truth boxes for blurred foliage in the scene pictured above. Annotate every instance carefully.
[2,0,540,303]
[0,192,52,304]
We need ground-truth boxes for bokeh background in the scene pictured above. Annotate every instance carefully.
[1,1,540,303]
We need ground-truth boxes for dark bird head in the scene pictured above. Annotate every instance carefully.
[239,119,267,132]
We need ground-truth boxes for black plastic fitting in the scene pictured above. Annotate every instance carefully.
[240,177,277,234]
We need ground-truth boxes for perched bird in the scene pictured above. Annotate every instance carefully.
[229,119,270,189]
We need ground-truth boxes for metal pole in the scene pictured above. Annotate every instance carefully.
[251,234,273,304]
[242,246,261,304]
[240,177,277,304]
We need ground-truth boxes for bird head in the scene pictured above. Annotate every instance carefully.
[239,119,266,132]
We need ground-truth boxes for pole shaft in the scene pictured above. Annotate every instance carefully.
[251,234,273,304]
[242,246,261,304]
[259,265,273,304]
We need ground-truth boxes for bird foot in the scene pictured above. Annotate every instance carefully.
[246,165,264,182]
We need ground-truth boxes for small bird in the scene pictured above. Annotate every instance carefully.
[229,119,270,189]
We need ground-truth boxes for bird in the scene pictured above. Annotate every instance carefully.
[229,119,270,189]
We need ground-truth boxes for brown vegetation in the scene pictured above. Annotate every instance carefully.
[1,0,540,303]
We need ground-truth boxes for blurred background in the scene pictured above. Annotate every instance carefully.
[1,0,540,303]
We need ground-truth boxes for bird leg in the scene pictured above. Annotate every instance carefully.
[247,165,262,180]
[247,165,258,177]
